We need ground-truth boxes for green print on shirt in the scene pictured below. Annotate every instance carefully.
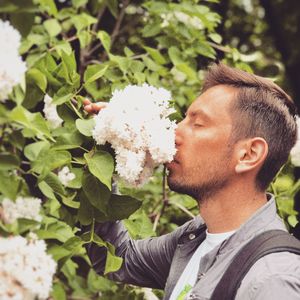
[177,284,192,300]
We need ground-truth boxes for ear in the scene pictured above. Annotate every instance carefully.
[235,138,268,174]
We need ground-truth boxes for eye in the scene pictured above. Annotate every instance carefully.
[194,123,203,127]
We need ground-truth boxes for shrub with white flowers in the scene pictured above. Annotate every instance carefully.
[58,166,76,186]
[43,94,63,129]
[0,196,42,224]
[0,234,56,300]
[92,84,177,186]
[0,19,26,102]
[160,11,203,30]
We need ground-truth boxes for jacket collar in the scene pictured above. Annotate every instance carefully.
[217,193,287,255]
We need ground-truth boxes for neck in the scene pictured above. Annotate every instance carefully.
[198,184,267,233]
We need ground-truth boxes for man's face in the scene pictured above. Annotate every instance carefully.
[167,85,237,201]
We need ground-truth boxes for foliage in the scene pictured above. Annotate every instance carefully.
[0,0,299,299]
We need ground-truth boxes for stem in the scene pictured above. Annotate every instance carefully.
[79,146,89,152]
[153,166,169,232]
[0,124,7,147]
[71,160,85,165]
[91,218,95,242]
[270,182,278,197]
[69,100,83,119]
[110,0,130,45]
[170,201,195,219]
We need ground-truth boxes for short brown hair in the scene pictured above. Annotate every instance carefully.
[203,63,298,191]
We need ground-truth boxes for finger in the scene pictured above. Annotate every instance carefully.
[92,102,107,112]
[83,98,91,106]
[84,104,93,113]
[82,98,91,105]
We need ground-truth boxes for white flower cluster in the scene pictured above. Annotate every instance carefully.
[161,11,203,30]
[291,116,300,166]
[58,166,76,186]
[92,84,177,186]
[0,196,42,224]
[0,235,56,300]
[43,94,63,129]
[0,20,27,102]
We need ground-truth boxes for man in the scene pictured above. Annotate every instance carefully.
[84,63,300,299]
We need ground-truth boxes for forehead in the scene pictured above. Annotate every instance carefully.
[187,85,237,122]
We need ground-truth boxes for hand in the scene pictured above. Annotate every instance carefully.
[83,99,107,115]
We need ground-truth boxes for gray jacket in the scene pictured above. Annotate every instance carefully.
[86,195,300,299]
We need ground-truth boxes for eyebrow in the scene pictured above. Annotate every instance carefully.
[185,108,211,121]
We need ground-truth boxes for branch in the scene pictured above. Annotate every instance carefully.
[170,201,195,219]
[111,0,130,46]
[153,166,169,232]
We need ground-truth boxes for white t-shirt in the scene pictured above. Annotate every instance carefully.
[169,229,236,300]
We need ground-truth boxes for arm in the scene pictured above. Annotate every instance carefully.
[250,273,300,300]
[86,220,192,289]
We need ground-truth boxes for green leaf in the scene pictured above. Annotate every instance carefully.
[9,106,54,141]
[37,219,74,242]
[31,149,71,175]
[195,41,216,59]
[84,64,108,85]
[52,93,73,106]
[106,0,118,18]
[168,46,184,65]
[27,68,47,92]
[108,194,142,221]
[110,54,131,74]
[43,197,61,217]
[97,31,111,53]
[87,270,117,293]
[39,0,58,16]
[24,141,50,161]
[55,41,72,56]
[61,194,80,209]
[22,72,45,109]
[38,180,57,200]
[9,131,25,150]
[142,22,161,38]
[17,218,40,234]
[0,0,36,13]
[124,47,134,57]
[176,63,198,81]
[10,12,35,37]
[84,150,114,190]
[44,18,62,37]
[105,250,123,274]
[0,174,22,200]
[75,118,95,136]
[78,30,92,49]
[0,153,20,170]
[78,190,93,225]
[64,168,82,189]
[209,33,222,44]
[43,172,66,196]
[143,46,166,65]
[51,282,66,300]
[72,13,97,32]
[124,210,155,239]
[82,171,111,214]
[72,0,88,8]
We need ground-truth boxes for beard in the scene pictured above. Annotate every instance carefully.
[168,173,229,202]
[167,155,232,203]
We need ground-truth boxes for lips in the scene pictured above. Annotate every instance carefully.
[166,157,180,169]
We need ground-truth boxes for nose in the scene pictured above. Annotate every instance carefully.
[175,120,184,146]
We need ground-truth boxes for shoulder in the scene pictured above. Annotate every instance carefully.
[237,252,300,300]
